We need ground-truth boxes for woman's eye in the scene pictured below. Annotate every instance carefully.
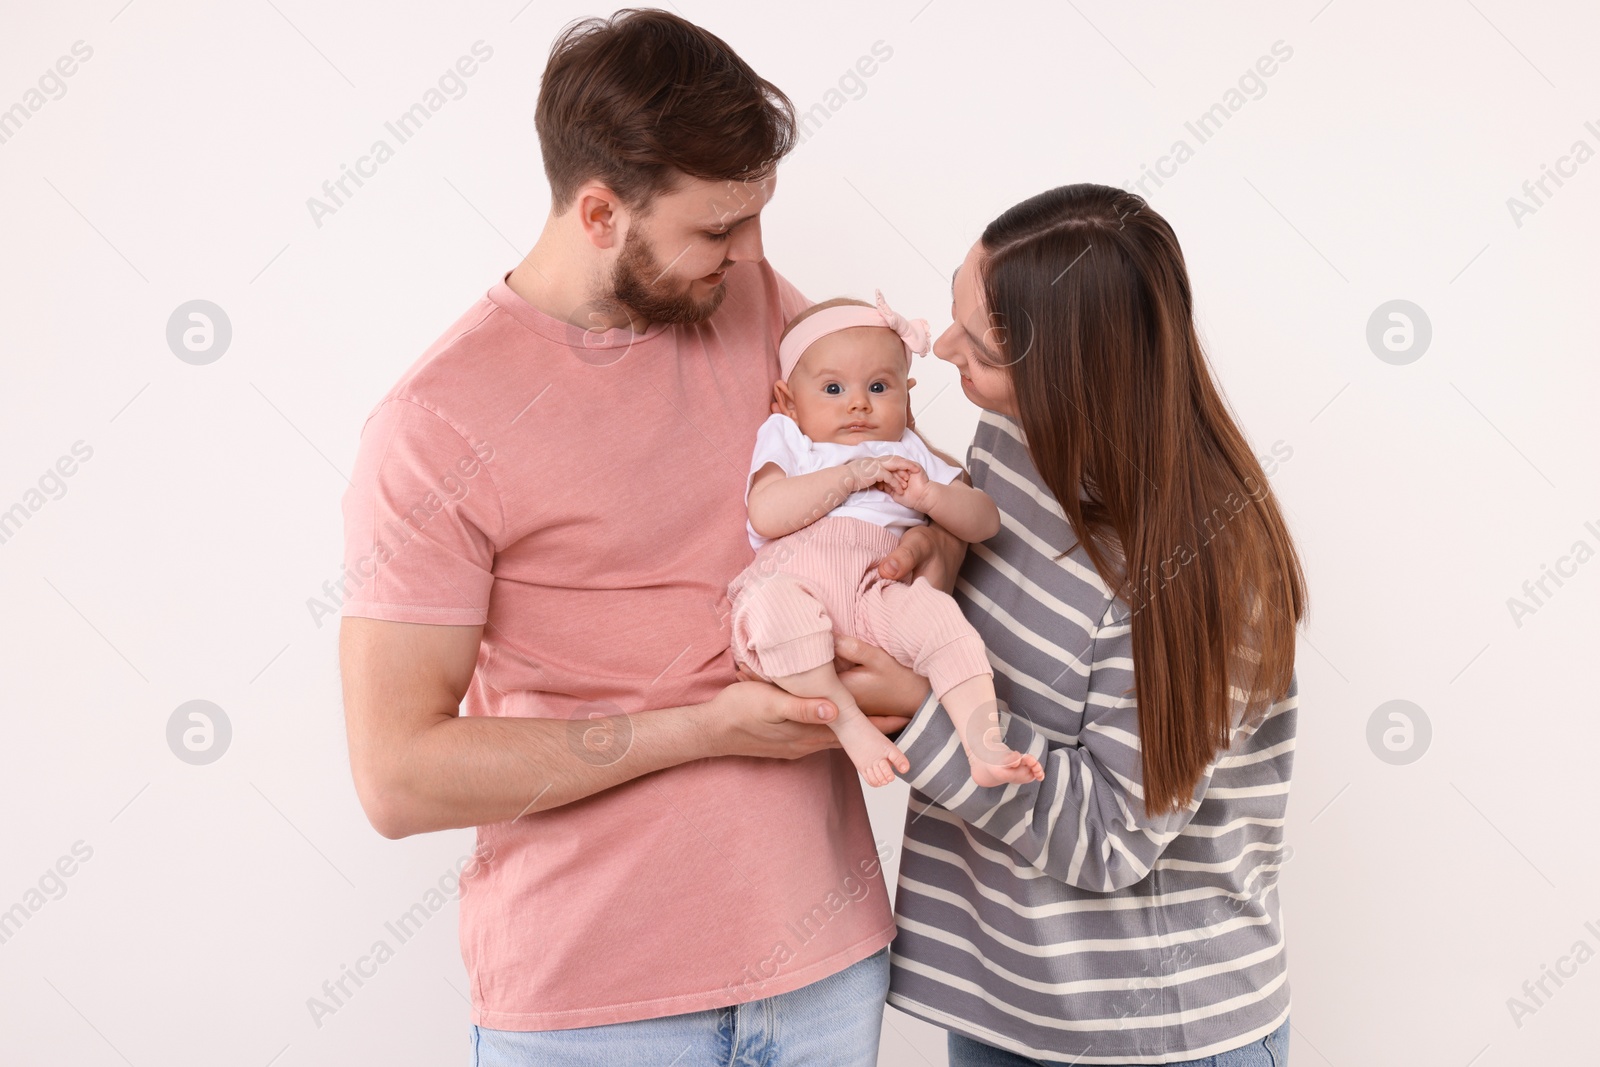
[705,230,730,241]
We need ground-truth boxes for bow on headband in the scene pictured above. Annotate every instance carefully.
[777,289,932,381]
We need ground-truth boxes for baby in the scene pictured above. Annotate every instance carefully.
[725,291,1045,789]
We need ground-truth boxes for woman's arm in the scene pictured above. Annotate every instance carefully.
[888,602,1295,892]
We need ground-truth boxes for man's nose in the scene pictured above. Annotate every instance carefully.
[728,217,763,262]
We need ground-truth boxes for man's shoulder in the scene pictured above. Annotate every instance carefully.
[726,255,791,299]
[717,258,808,341]
[362,288,522,430]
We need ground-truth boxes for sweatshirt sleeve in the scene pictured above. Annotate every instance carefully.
[902,432,965,486]
[892,598,1215,892]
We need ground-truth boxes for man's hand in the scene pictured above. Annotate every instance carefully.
[725,672,912,742]
[708,680,851,759]
[875,520,967,593]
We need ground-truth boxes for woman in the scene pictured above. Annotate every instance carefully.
[835,183,1306,1065]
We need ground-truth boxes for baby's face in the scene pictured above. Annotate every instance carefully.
[778,326,910,444]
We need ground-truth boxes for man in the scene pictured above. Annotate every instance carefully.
[337,9,965,1064]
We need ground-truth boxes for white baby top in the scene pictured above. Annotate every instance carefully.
[743,412,965,552]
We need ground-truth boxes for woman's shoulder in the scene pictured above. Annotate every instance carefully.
[972,407,1012,451]
[1096,593,1134,632]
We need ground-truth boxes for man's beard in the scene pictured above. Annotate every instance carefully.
[608,223,729,326]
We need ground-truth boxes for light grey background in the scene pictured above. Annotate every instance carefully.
[2,1,1596,1064]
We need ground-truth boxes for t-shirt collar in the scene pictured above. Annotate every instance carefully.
[489,270,672,349]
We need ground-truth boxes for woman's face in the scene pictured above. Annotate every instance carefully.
[933,240,1020,420]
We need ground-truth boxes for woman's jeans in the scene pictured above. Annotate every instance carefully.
[947,1015,1290,1067]
[469,945,889,1066]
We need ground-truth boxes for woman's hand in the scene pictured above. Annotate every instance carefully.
[831,634,932,723]
[731,638,924,736]
[876,520,967,593]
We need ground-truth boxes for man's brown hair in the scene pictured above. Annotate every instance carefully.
[535,8,797,213]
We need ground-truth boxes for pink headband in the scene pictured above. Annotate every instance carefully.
[778,289,931,381]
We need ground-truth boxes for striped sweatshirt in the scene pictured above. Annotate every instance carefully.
[887,409,1298,1064]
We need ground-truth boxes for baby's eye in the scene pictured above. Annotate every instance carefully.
[824,383,841,395]
[870,381,886,393]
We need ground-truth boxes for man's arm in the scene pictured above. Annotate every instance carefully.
[340,617,845,839]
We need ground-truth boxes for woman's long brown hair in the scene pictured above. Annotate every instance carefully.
[977,184,1307,817]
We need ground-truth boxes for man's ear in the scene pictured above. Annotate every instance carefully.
[572,182,626,250]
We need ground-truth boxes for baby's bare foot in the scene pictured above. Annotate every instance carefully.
[832,706,910,786]
[863,756,900,787]
[968,748,1043,788]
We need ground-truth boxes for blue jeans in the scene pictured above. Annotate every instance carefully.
[947,1015,1289,1067]
[469,945,889,1066]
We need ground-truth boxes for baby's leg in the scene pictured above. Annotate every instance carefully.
[938,675,1044,788]
[768,662,910,787]
[859,574,1042,788]
[728,567,908,787]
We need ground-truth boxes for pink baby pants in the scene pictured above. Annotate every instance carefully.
[727,515,993,699]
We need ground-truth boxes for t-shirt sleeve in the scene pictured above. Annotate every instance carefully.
[338,397,503,626]
[744,414,803,506]
[905,432,966,486]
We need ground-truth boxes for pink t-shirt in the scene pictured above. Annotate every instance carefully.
[338,263,895,1030]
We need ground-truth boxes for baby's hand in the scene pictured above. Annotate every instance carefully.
[845,455,901,494]
[876,456,935,512]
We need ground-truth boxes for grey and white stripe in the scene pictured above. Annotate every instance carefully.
[888,409,1297,1064]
